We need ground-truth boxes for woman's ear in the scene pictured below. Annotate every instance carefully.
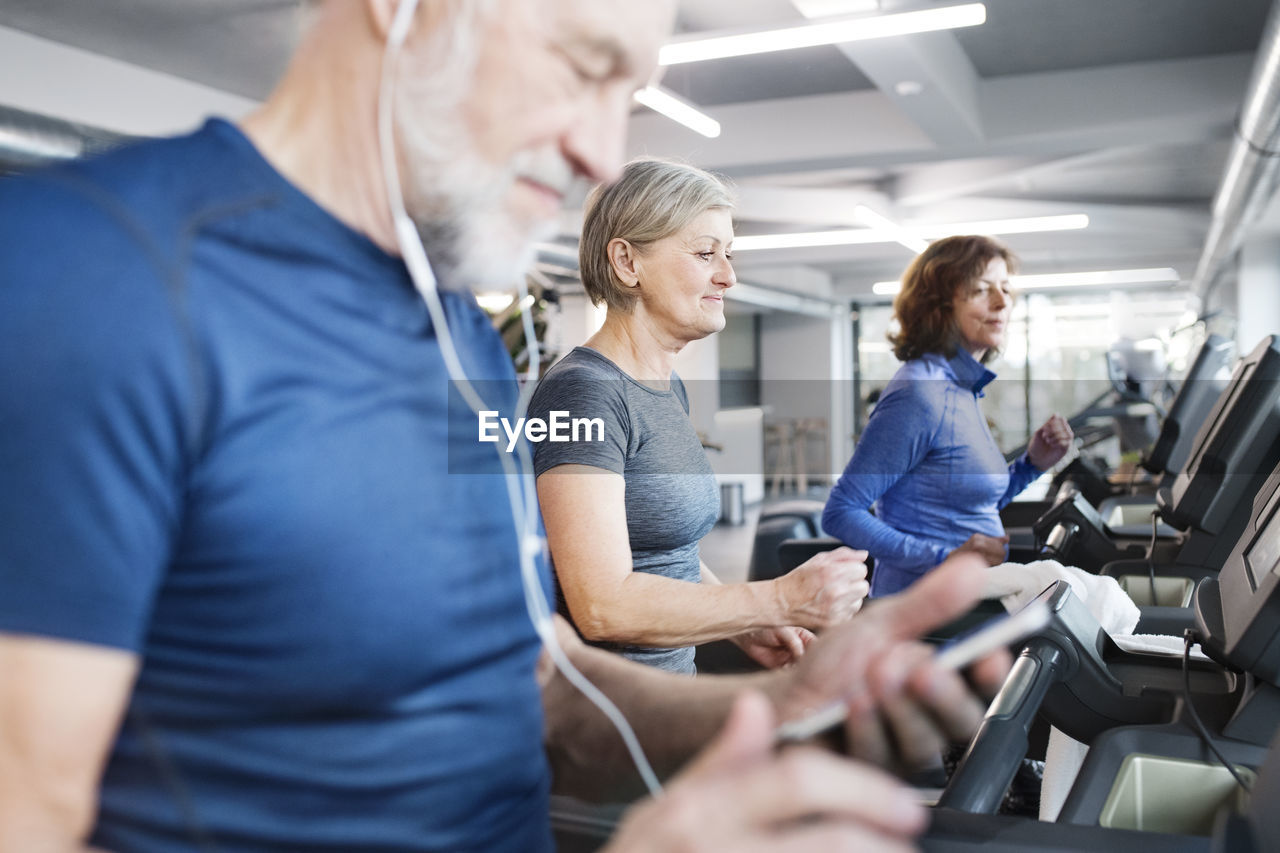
[607,238,641,287]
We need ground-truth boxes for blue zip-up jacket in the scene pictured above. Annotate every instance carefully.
[823,349,1041,596]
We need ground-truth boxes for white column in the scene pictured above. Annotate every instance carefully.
[1236,236,1280,353]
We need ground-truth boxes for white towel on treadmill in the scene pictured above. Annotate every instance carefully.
[984,558,1149,820]
[985,558,1142,637]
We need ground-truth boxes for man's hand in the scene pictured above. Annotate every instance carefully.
[1027,413,1074,471]
[948,532,1009,567]
[779,553,1012,773]
[603,691,926,853]
[731,626,814,669]
[772,547,870,631]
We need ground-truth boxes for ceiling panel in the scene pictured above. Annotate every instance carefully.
[1,0,1275,305]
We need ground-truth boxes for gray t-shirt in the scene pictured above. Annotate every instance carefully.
[530,347,719,673]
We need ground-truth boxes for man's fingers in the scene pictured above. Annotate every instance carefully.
[880,692,949,771]
[965,646,1014,700]
[869,645,948,769]
[905,665,990,743]
[842,694,893,768]
[730,747,926,837]
[875,554,989,641]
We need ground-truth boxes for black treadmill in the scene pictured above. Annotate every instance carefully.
[926,453,1280,851]
[1005,334,1233,564]
[1033,335,1280,581]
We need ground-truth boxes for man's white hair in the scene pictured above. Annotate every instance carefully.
[392,0,560,291]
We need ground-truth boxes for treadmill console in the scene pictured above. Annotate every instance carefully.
[1197,457,1280,686]
[1165,335,1280,536]
[1144,334,1234,478]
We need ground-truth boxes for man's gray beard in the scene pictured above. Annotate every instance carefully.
[395,90,549,291]
[412,206,549,294]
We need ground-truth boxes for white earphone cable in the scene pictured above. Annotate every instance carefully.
[378,0,662,797]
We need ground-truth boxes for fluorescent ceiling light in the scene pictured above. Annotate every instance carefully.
[854,204,928,253]
[659,3,986,65]
[872,267,1182,295]
[633,87,721,138]
[734,213,1089,252]
[916,214,1090,238]
[1010,268,1181,289]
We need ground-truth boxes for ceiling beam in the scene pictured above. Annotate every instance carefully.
[627,53,1253,176]
[892,152,1126,207]
[791,0,984,147]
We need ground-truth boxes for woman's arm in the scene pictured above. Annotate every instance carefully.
[702,563,814,667]
[821,388,950,567]
[1000,413,1074,507]
[538,466,866,646]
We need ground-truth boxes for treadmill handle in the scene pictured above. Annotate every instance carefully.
[1042,520,1079,559]
[936,638,1070,814]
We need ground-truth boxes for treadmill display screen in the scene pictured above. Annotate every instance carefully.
[1184,360,1256,481]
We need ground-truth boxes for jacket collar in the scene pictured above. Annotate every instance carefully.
[937,348,996,396]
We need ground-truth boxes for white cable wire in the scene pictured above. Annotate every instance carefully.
[378,0,662,797]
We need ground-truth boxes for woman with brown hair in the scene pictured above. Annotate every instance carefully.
[822,235,1073,596]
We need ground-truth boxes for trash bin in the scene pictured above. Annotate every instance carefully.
[720,481,745,526]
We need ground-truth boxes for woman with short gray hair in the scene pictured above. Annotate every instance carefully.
[529,157,869,674]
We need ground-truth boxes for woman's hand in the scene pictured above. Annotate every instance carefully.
[732,626,815,668]
[1027,413,1074,470]
[772,548,870,631]
[948,532,1009,566]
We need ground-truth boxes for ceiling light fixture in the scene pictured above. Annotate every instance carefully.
[733,213,1090,252]
[659,3,986,66]
[872,267,1182,295]
[1009,268,1182,289]
[917,214,1090,238]
[633,86,721,138]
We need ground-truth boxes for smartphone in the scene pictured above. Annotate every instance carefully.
[774,599,1052,744]
[933,599,1052,671]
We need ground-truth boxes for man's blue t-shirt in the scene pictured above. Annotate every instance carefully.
[0,120,553,852]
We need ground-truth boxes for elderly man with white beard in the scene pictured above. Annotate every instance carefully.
[0,1,1009,851]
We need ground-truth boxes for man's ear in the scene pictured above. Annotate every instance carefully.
[607,238,641,287]
[365,0,454,47]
